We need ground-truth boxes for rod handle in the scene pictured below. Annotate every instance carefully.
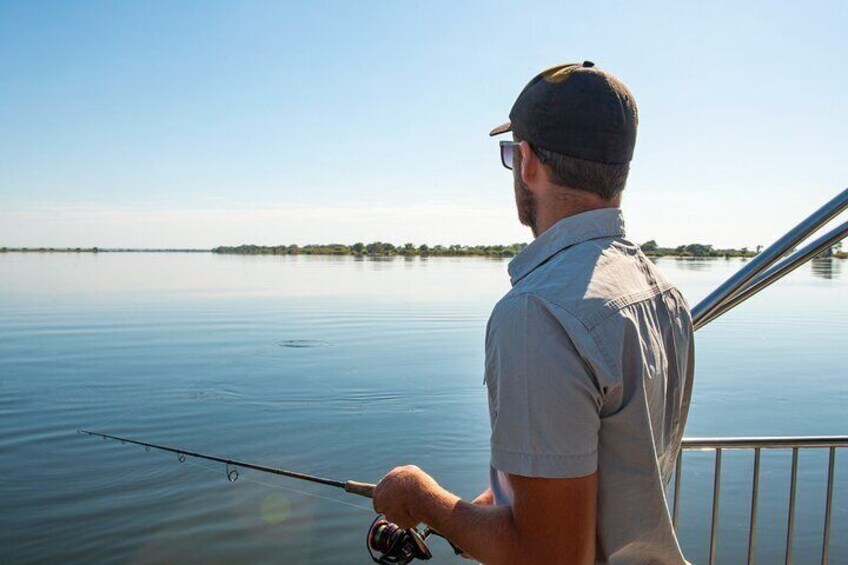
[344,480,376,499]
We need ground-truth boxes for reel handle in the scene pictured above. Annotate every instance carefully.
[345,480,376,498]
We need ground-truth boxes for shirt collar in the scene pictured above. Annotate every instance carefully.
[508,207,626,286]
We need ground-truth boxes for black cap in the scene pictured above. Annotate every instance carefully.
[489,61,638,165]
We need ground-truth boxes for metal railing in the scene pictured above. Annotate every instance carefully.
[691,187,848,330]
[673,436,846,565]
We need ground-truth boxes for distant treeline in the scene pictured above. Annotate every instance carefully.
[4,242,845,259]
[213,241,847,259]
[640,241,758,258]
[641,240,846,259]
[211,241,761,259]
[212,242,528,258]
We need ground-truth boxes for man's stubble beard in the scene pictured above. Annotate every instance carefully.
[514,172,538,237]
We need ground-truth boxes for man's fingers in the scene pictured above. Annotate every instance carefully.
[383,510,417,531]
[372,479,387,513]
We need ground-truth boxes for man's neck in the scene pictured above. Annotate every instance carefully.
[532,188,620,237]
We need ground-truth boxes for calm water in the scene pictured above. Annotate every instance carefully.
[1,253,845,564]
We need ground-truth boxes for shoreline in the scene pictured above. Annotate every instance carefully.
[3,246,846,260]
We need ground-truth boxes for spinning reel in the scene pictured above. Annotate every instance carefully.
[367,516,432,564]
[367,515,462,564]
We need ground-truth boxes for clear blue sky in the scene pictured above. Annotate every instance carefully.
[1,0,845,248]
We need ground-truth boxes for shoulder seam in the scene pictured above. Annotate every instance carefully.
[540,298,620,379]
[582,282,676,330]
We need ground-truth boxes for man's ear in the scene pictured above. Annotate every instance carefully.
[519,141,538,186]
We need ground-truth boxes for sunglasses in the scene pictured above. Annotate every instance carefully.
[499,140,548,170]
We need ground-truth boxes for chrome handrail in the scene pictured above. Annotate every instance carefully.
[682,436,848,449]
[696,220,848,328]
[692,187,848,330]
[675,435,846,565]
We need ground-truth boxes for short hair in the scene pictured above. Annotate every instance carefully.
[534,146,630,200]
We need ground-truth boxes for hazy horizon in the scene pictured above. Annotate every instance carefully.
[1,197,841,251]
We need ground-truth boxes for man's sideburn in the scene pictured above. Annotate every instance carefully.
[513,150,538,235]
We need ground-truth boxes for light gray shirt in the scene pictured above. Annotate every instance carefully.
[485,208,694,564]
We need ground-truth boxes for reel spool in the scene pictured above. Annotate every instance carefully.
[367,515,433,564]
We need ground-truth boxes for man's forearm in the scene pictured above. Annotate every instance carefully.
[373,466,596,564]
[412,483,522,565]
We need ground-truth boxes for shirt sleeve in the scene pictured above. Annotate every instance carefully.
[485,292,602,478]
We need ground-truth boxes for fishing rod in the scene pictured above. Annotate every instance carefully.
[77,429,455,564]
[78,429,374,497]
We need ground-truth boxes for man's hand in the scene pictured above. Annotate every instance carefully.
[470,487,494,506]
[372,465,440,529]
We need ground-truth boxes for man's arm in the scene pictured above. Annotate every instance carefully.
[375,293,603,561]
[373,465,597,565]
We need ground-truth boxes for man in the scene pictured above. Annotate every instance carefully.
[374,61,694,564]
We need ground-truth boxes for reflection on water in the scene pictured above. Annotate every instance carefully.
[811,257,842,280]
[647,256,754,272]
[0,254,845,563]
[277,340,332,348]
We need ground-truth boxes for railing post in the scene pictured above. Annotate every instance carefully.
[748,448,761,565]
[821,447,836,565]
[785,448,799,565]
[709,448,722,565]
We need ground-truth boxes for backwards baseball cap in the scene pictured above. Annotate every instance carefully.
[489,61,638,165]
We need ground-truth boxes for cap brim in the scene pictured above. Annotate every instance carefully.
[488,121,512,137]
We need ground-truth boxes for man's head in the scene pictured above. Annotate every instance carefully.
[491,62,638,235]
